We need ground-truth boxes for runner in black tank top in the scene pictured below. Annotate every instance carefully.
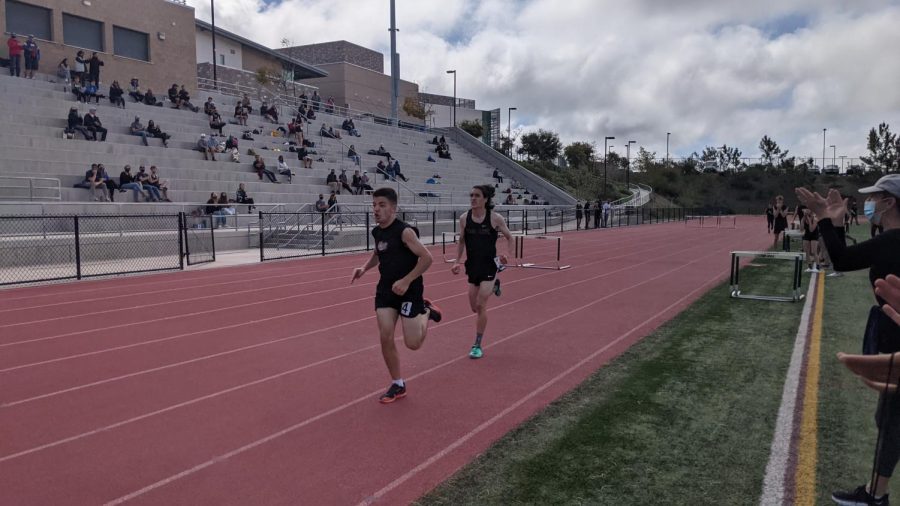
[772,194,789,248]
[451,185,514,359]
[351,188,443,404]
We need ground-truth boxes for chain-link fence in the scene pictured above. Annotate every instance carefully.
[0,214,186,286]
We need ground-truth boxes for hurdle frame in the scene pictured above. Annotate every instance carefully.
[441,231,460,263]
[514,234,571,270]
[729,250,805,302]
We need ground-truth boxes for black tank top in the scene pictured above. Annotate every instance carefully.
[464,210,498,264]
[372,219,422,291]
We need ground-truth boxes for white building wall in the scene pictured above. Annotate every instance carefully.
[195,28,243,69]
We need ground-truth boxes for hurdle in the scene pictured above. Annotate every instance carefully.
[441,232,460,263]
[729,250,805,302]
[686,215,737,228]
[781,229,803,251]
[514,234,571,270]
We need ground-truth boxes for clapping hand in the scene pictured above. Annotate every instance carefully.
[795,188,847,223]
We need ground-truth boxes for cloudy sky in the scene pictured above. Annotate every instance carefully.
[189,0,900,163]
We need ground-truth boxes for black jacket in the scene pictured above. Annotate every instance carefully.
[83,114,102,129]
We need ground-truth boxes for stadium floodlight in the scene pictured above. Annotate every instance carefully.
[604,136,615,196]
[626,140,636,187]
[508,107,517,157]
[666,132,671,165]
[446,70,457,127]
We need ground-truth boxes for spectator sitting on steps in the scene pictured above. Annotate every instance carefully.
[143,89,159,106]
[83,108,107,141]
[204,97,217,117]
[168,84,182,108]
[205,192,220,216]
[146,120,170,148]
[79,164,108,201]
[241,93,253,114]
[375,144,391,158]
[297,145,313,168]
[338,169,354,194]
[234,102,248,126]
[119,165,145,202]
[130,116,150,146]
[136,166,162,201]
[236,183,255,212]
[82,81,104,104]
[315,193,328,212]
[109,81,125,108]
[342,118,361,137]
[148,166,170,201]
[347,144,361,166]
[209,111,226,135]
[66,107,94,140]
[326,169,341,194]
[493,169,503,183]
[253,155,279,183]
[178,85,199,112]
[198,133,217,161]
[392,159,408,182]
[96,164,119,201]
[320,123,335,138]
[263,103,278,123]
[277,155,293,183]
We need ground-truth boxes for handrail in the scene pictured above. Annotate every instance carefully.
[0,176,62,202]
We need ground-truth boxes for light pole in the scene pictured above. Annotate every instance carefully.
[626,140,636,187]
[507,107,516,158]
[604,136,615,197]
[446,70,456,127]
[666,132,671,165]
[822,128,827,172]
[839,155,847,173]
[211,0,218,89]
[830,145,836,168]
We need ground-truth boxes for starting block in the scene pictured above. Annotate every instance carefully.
[730,250,805,302]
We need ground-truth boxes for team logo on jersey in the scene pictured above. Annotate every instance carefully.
[377,241,389,252]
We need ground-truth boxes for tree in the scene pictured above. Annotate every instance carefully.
[494,133,516,158]
[563,142,595,169]
[861,122,899,172]
[402,96,430,121]
[519,129,562,163]
[700,145,742,171]
[635,147,657,173]
[759,135,789,167]
[459,119,484,139]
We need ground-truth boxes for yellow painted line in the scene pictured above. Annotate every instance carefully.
[794,272,825,504]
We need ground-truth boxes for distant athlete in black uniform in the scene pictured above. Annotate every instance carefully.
[765,201,775,233]
[773,194,789,248]
[351,188,442,403]
[451,185,514,359]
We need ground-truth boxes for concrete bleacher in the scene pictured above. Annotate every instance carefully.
[0,72,543,215]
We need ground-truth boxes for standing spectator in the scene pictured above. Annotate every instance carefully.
[765,200,775,233]
[130,116,150,146]
[299,90,308,107]
[315,193,328,212]
[118,165,145,202]
[83,108,107,141]
[209,111,226,135]
[73,50,86,84]
[327,191,338,212]
[338,169,354,194]
[236,183,255,212]
[87,52,103,86]
[311,90,321,111]
[146,120,170,148]
[277,155,292,182]
[575,202,583,230]
[252,155,278,183]
[602,200,611,227]
[325,96,335,114]
[57,58,71,90]
[109,81,125,108]
[796,179,900,506]
[148,166,170,201]
[493,169,504,183]
[326,169,341,194]
[583,201,592,229]
[66,107,94,140]
[22,35,39,79]
[197,133,216,161]
[6,33,21,77]
[594,199,602,228]
[136,166,162,201]
[234,102,248,126]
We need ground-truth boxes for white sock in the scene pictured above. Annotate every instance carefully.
[392,379,405,387]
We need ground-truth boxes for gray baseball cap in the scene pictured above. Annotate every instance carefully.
[859,174,900,198]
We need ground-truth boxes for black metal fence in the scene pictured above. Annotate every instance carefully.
[259,207,711,262]
[0,212,217,287]
[183,214,216,266]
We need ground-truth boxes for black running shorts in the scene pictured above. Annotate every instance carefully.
[374,282,425,318]
[465,260,498,286]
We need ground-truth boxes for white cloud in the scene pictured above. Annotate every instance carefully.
[189,0,900,162]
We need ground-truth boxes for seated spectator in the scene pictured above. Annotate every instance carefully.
[178,85,199,112]
[230,146,240,163]
[288,117,303,141]
[225,135,239,151]
[82,81,104,104]
[342,118,361,137]
[205,192,220,215]
[241,93,253,114]
[234,102,248,126]
[83,108,107,141]
[299,90,308,107]
[306,106,316,121]
[430,135,439,145]
[437,142,452,159]
[236,183,255,212]
[209,112,226,135]
[493,169,503,183]
[320,123,335,138]
[325,96,335,114]
[213,192,233,228]
[439,135,446,144]
[96,164,119,201]
[505,193,516,205]
[326,169,341,194]
[129,77,140,93]
[197,133,217,161]
[360,171,373,193]
[263,103,278,123]
[71,78,87,102]
[146,120,170,148]
[375,145,392,158]
[109,81,125,108]
[315,194,328,212]
[298,104,309,118]
[347,144,361,166]
[253,155,278,183]
[143,89,158,106]
[297,145,312,168]
[148,166,170,201]
[119,165,145,202]
[376,160,389,180]
[392,159,408,182]
[277,155,293,182]
[78,164,108,201]
[329,126,342,139]
[135,166,162,201]
[66,107,94,140]
[130,116,150,146]
[338,169,354,194]
[168,83,181,107]
[327,191,338,211]
[204,97,217,117]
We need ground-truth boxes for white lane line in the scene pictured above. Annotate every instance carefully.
[758,274,818,506]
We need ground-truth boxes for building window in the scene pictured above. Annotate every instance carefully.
[113,26,149,61]
[62,13,103,52]
[5,0,52,41]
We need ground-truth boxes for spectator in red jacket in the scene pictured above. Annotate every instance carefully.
[6,33,22,77]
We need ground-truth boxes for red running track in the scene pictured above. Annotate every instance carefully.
[0,218,770,505]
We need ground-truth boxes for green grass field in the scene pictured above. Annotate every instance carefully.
[418,224,882,505]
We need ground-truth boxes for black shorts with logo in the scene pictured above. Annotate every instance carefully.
[374,281,425,318]
[465,259,498,285]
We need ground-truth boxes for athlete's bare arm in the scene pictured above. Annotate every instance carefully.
[492,212,514,264]
[451,213,467,275]
[392,227,433,295]
[351,251,379,284]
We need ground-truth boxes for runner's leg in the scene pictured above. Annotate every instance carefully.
[400,312,430,350]
[376,308,401,379]
[474,280,493,335]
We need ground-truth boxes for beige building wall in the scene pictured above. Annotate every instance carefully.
[300,61,420,122]
[1,0,197,94]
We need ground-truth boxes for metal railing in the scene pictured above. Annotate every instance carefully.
[0,176,62,201]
